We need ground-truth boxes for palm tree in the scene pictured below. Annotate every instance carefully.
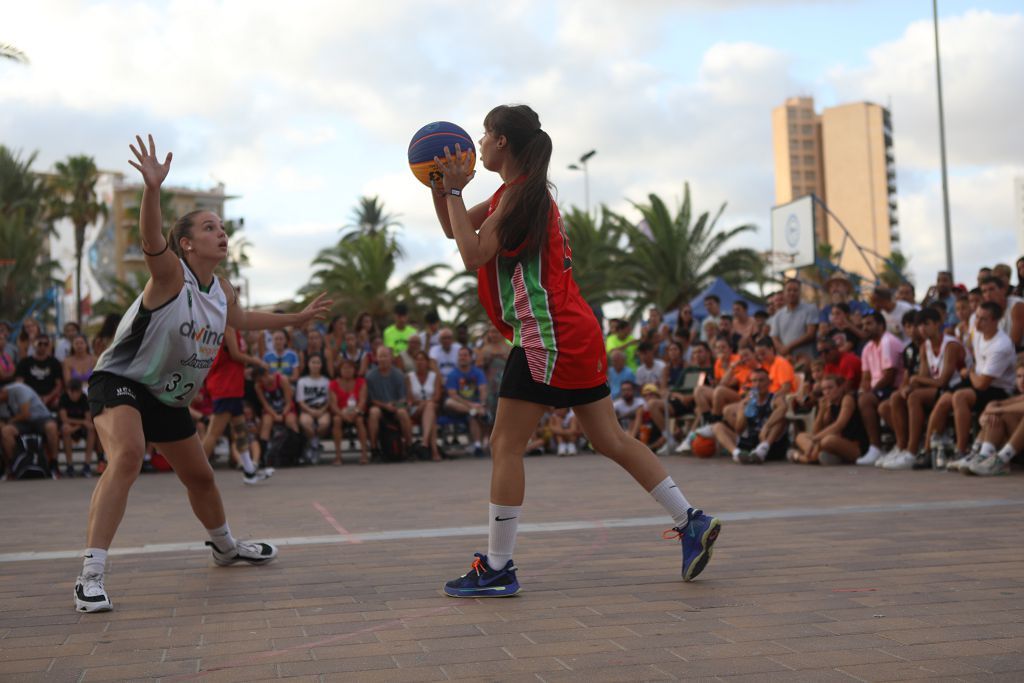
[92,271,148,318]
[879,249,912,289]
[222,218,251,281]
[0,44,28,63]
[613,183,762,314]
[0,146,58,322]
[444,270,487,328]
[123,187,174,249]
[561,205,628,308]
[344,195,401,239]
[50,155,107,324]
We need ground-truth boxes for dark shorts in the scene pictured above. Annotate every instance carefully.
[498,346,610,409]
[974,386,1009,413]
[669,397,692,417]
[88,372,196,443]
[212,397,244,416]
[15,418,54,436]
[872,387,894,401]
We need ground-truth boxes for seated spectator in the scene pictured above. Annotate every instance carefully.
[670,303,699,344]
[443,346,489,458]
[690,342,757,439]
[640,306,669,352]
[755,336,796,398]
[325,314,348,364]
[338,331,370,377]
[328,358,369,465]
[718,315,737,350]
[419,309,442,353]
[383,302,418,355]
[818,333,861,391]
[0,381,59,476]
[878,310,926,469]
[613,380,644,432]
[263,330,301,383]
[90,313,121,359]
[296,355,331,462]
[62,335,95,394]
[397,332,424,373]
[789,374,864,465]
[406,350,442,461]
[606,318,638,370]
[0,322,16,384]
[818,273,869,338]
[731,300,757,346]
[872,287,915,342]
[253,366,298,451]
[352,310,378,353]
[770,278,818,362]
[549,407,582,456]
[946,301,1017,470]
[636,383,664,449]
[896,282,918,309]
[15,317,42,361]
[789,359,824,415]
[15,334,63,410]
[455,323,471,350]
[300,328,333,379]
[709,367,788,464]
[646,340,692,453]
[978,275,1024,349]
[59,378,96,478]
[827,302,867,349]
[365,346,413,458]
[429,327,462,382]
[752,310,771,342]
[700,294,723,342]
[966,358,1024,476]
[240,401,263,470]
[855,312,904,466]
[634,341,665,391]
[923,270,959,325]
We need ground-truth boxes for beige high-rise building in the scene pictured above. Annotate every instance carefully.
[772,97,898,284]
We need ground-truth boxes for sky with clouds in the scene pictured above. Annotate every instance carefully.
[3,0,1022,306]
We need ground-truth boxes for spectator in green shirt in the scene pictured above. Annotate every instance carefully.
[383,302,418,355]
[606,319,639,370]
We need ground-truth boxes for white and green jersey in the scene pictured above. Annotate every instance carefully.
[93,260,228,407]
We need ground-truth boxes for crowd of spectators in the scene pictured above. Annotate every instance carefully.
[5,260,1024,479]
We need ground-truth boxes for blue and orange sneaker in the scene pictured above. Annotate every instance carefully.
[443,553,520,598]
[665,508,721,582]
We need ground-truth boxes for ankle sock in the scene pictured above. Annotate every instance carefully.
[207,523,237,553]
[997,444,1016,463]
[240,450,256,475]
[82,547,107,576]
[487,503,521,571]
[649,476,691,528]
[980,442,997,458]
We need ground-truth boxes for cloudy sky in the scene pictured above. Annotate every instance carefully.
[3,0,1022,306]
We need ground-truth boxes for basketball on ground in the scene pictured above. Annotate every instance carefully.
[692,435,717,458]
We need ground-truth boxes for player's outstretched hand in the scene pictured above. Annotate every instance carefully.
[298,292,333,325]
[433,143,475,192]
[128,134,172,189]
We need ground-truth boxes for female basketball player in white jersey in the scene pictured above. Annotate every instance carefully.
[74,136,330,613]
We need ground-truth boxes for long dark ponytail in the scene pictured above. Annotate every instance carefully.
[483,104,553,258]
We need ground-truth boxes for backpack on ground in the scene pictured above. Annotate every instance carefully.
[264,426,304,468]
[377,413,408,463]
[11,434,50,480]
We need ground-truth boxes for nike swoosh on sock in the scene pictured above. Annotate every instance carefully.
[494,516,517,522]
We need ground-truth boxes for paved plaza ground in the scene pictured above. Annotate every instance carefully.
[1,453,1022,682]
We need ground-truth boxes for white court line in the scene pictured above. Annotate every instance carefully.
[1,497,1019,564]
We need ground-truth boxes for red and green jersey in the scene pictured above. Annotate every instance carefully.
[477,183,607,389]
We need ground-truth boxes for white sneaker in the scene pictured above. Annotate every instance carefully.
[557,442,567,456]
[242,469,270,485]
[656,441,672,456]
[206,540,279,566]
[567,442,578,455]
[752,441,771,460]
[74,572,113,613]
[883,449,916,470]
[856,446,883,466]
[676,432,696,453]
[875,448,897,468]
[695,425,714,439]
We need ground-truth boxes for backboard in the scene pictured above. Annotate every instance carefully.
[770,195,816,272]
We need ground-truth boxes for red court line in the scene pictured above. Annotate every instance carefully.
[312,501,362,544]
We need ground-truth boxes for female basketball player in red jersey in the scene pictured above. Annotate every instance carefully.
[431,105,720,597]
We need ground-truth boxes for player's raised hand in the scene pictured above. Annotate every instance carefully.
[128,134,172,189]
[298,292,333,324]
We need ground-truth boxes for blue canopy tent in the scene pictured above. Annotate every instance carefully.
[663,277,764,329]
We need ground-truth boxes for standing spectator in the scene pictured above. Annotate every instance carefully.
[953,295,973,350]
[54,321,80,362]
[948,301,1017,469]
[263,330,301,383]
[324,314,348,364]
[640,307,669,353]
[923,270,959,324]
[328,358,368,465]
[818,273,869,336]
[871,287,915,342]
[443,346,489,458]
[700,295,722,342]
[770,278,818,362]
[855,312,904,465]
[365,346,413,457]
[300,327,332,379]
[0,381,59,476]
[406,350,442,461]
[428,327,462,382]
[896,282,918,308]
[607,349,637,400]
[818,334,861,391]
[977,275,1024,349]
[59,378,96,477]
[15,317,42,361]
[383,302,418,355]
[419,309,442,353]
[789,374,864,465]
[731,301,757,346]
[0,322,17,384]
[994,263,1014,291]
[455,323,471,350]
[16,335,63,411]
[397,333,423,373]
[605,319,638,370]
[296,355,331,462]
[634,341,666,390]
[671,303,699,344]
[613,380,644,432]
[710,367,788,464]
[62,335,95,394]
[353,311,378,353]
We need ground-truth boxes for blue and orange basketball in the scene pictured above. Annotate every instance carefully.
[408,121,476,187]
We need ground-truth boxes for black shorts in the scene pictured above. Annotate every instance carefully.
[16,418,53,436]
[212,397,244,416]
[498,346,610,409]
[88,372,196,443]
[669,397,693,417]
[974,386,1009,413]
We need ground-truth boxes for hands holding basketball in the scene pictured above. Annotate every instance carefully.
[433,143,475,193]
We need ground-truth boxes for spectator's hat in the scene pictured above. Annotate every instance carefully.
[825,272,853,293]
[641,383,659,396]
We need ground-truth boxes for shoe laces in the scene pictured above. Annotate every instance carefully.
[80,571,105,594]
[663,509,702,540]
[470,553,487,576]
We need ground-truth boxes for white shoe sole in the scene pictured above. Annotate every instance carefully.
[74,584,112,613]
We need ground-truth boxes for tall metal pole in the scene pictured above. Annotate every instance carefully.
[933,0,954,275]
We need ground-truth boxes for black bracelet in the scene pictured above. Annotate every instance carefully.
[142,240,170,257]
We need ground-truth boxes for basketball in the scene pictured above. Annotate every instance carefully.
[692,435,717,458]
[408,121,476,187]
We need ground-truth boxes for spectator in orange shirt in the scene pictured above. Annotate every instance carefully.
[755,336,795,397]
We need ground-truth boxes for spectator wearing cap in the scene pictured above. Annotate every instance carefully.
[923,271,959,325]
[818,273,870,338]
[15,334,63,411]
[383,302,418,355]
[770,278,819,362]
[871,287,915,343]
[855,311,904,465]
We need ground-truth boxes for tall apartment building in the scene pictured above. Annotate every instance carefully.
[772,97,898,283]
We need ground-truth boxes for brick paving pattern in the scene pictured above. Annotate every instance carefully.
[1,456,1022,681]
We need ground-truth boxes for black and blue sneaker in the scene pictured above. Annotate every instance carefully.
[665,508,721,582]
[443,552,520,598]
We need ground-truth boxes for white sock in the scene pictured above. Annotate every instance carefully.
[207,523,236,553]
[997,444,1016,463]
[487,503,521,571]
[754,441,770,458]
[980,442,997,457]
[731,447,741,459]
[473,440,482,448]
[82,547,107,576]
[240,450,256,475]
[649,476,692,528]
